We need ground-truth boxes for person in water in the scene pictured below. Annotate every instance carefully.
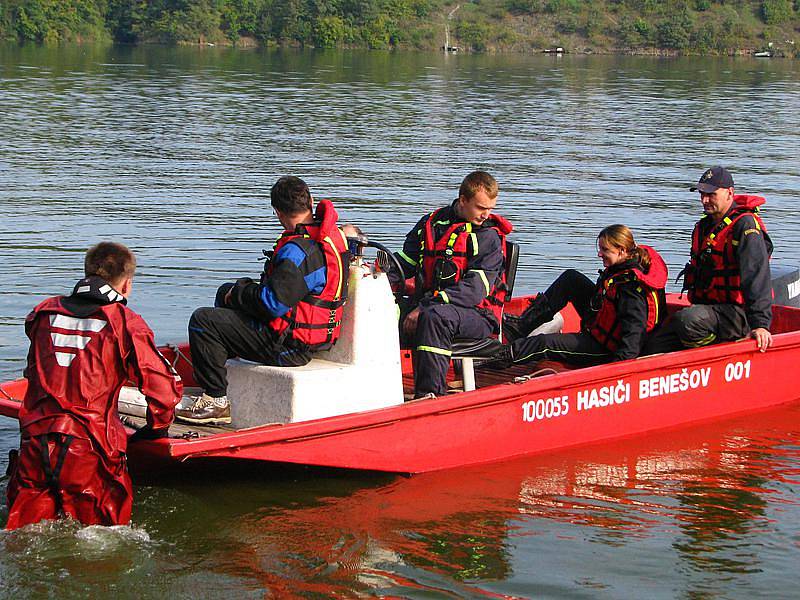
[176,176,349,425]
[644,166,773,354]
[391,170,513,398]
[6,242,182,529]
[497,225,667,367]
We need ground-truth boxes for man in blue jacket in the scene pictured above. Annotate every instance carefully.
[177,176,348,424]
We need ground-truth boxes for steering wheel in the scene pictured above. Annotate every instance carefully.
[364,240,407,299]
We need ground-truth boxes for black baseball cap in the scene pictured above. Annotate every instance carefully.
[690,166,734,193]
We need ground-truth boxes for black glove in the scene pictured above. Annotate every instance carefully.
[128,426,169,443]
[215,282,235,307]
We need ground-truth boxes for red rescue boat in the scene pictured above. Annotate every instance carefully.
[2,292,799,475]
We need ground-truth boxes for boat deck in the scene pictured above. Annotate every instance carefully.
[122,414,235,439]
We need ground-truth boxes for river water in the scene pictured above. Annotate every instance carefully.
[1,44,799,598]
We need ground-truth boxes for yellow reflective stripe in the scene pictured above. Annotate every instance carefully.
[417,345,452,356]
[732,239,739,246]
[470,269,491,295]
[470,232,478,255]
[439,291,450,304]
[397,250,417,266]
[650,290,659,324]
[323,236,344,299]
[683,332,716,348]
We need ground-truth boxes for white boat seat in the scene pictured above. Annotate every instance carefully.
[226,264,405,427]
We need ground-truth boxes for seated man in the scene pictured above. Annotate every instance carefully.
[645,166,773,354]
[177,176,350,424]
[393,170,513,398]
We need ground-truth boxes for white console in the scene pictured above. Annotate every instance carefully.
[226,263,404,428]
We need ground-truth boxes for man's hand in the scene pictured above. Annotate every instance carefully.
[750,327,772,352]
[215,282,235,308]
[128,425,169,443]
[403,307,421,339]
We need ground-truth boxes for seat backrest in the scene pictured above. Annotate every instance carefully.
[504,240,520,299]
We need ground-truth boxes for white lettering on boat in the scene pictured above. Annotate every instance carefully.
[724,359,751,382]
[576,379,631,411]
[639,367,711,399]
[522,395,569,423]
[519,360,756,423]
[788,278,800,299]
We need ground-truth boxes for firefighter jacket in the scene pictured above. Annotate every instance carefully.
[585,245,668,360]
[684,194,773,330]
[395,201,513,330]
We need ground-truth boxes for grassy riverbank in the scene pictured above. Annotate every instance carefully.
[1,0,798,56]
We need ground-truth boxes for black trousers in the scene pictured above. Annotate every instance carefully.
[511,269,611,367]
[188,307,311,398]
[541,268,596,317]
[642,303,750,354]
[413,304,494,397]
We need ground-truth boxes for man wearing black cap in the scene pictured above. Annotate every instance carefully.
[648,166,773,354]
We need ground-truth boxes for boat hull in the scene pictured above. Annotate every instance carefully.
[2,299,800,474]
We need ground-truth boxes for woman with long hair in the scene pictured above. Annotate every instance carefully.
[499,225,668,367]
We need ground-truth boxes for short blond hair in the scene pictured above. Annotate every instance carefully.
[459,170,498,200]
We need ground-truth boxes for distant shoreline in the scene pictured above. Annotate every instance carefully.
[3,39,795,60]
[2,1,797,59]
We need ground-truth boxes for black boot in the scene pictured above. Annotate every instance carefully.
[485,342,514,370]
[502,294,554,342]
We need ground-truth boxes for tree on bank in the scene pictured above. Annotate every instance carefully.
[0,0,797,56]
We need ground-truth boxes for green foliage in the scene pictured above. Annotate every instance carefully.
[0,0,798,54]
[313,14,345,46]
[618,15,655,45]
[544,0,582,13]
[4,0,108,43]
[760,0,793,23]
[455,18,490,50]
[657,9,693,48]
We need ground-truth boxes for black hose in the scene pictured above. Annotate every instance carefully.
[365,240,407,297]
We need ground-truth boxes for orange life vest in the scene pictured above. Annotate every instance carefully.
[266,199,349,350]
[686,195,771,305]
[419,208,513,324]
[587,245,668,352]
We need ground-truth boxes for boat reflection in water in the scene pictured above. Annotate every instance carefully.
[172,403,799,596]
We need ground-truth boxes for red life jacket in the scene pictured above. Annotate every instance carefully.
[266,199,350,350]
[686,195,772,305]
[419,208,513,324]
[587,245,668,352]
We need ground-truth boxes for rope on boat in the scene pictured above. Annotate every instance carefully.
[513,368,559,383]
[166,343,194,371]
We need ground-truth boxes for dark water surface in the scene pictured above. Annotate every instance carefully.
[1,44,799,598]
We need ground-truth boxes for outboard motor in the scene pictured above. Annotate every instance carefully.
[771,265,800,308]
